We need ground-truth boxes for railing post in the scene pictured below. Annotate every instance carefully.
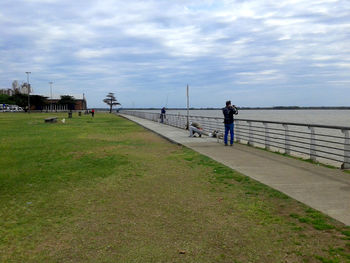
[283,124,290,155]
[235,120,240,143]
[263,123,270,150]
[247,121,253,146]
[308,126,316,161]
[177,113,179,128]
[342,129,350,169]
[215,118,221,143]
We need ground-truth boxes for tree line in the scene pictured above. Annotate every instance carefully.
[0,94,77,110]
[1,92,121,112]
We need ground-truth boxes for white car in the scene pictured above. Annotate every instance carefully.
[0,104,24,112]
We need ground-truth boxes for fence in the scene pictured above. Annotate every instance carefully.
[121,110,350,169]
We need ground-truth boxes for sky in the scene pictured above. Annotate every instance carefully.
[0,0,350,108]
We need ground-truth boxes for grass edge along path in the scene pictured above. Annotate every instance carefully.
[0,113,350,262]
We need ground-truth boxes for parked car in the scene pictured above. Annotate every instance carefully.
[0,104,24,112]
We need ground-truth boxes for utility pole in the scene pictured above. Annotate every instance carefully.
[186,84,189,129]
[25,72,31,113]
[83,93,86,111]
[49,82,53,112]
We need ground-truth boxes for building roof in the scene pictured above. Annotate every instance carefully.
[32,94,85,100]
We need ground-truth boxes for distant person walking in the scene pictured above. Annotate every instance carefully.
[160,107,166,123]
[91,109,95,117]
[222,101,238,146]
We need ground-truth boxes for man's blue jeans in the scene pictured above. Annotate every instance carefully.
[224,123,234,145]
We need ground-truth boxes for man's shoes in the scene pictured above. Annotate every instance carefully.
[230,144,233,146]
[199,134,202,137]
[225,143,228,146]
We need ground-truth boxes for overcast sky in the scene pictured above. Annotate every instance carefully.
[1,0,349,108]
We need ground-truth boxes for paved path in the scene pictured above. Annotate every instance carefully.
[120,114,350,226]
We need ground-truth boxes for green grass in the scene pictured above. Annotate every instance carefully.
[290,209,335,231]
[1,112,350,262]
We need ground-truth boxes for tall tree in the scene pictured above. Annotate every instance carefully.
[103,93,120,113]
[58,95,76,110]
[30,95,48,110]
[12,93,28,107]
[0,94,14,105]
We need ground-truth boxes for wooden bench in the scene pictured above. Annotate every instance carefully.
[45,117,57,123]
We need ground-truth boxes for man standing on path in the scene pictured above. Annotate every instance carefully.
[222,101,238,146]
[160,107,166,123]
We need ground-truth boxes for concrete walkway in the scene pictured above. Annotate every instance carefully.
[120,114,350,226]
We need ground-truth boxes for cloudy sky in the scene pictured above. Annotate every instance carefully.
[1,0,349,108]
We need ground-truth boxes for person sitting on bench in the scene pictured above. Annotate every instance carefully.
[189,122,204,137]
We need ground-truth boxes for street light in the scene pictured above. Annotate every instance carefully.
[25,72,31,113]
[49,82,53,112]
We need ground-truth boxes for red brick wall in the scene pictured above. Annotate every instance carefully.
[74,100,86,110]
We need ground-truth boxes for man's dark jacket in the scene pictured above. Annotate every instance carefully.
[222,106,238,124]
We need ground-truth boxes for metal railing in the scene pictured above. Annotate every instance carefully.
[121,110,350,169]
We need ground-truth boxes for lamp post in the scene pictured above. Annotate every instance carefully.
[25,72,31,113]
[49,82,53,112]
[83,93,86,111]
[186,84,189,130]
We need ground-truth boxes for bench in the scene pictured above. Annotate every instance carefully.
[45,117,57,123]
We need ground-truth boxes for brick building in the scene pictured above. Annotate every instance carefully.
[42,95,87,111]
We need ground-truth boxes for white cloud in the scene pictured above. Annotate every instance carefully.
[0,0,350,107]
[75,48,114,59]
[237,70,279,76]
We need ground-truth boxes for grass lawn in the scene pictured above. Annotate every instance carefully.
[1,112,350,263]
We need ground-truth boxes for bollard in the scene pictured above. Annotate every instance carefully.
[68,111,72,119]
[78,111,81,116]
